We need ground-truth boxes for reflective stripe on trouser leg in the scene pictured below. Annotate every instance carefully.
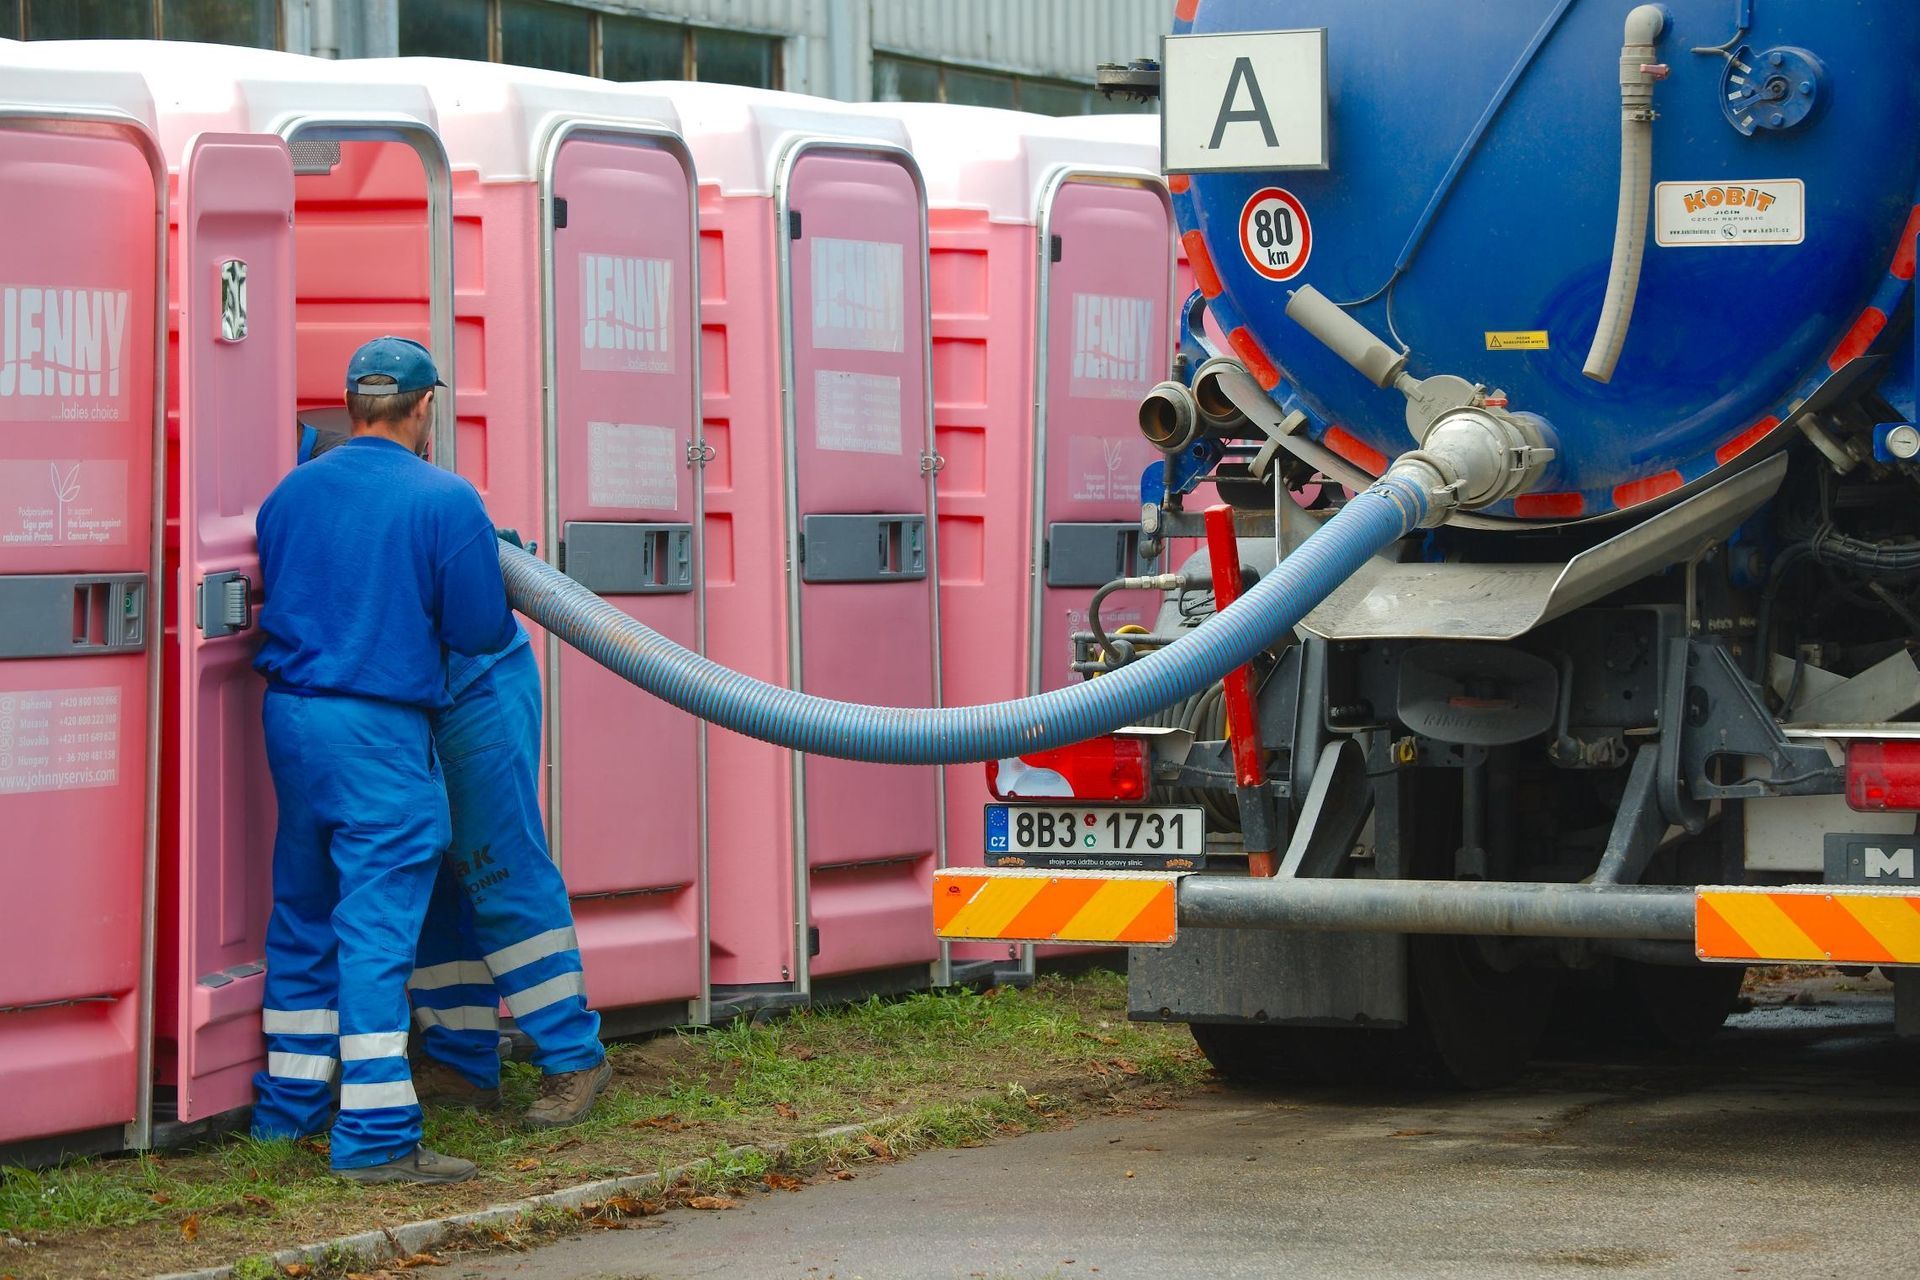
[410,854,503,1089]
[306,695,451,1170]
[253,692,342,1142]
[433,647,603,1076]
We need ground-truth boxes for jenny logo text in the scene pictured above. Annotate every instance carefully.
[0,286,132,414]
[580,255,674,373]
[1070,293,1155,398]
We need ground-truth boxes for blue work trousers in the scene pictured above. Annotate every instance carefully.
[409,644,603,1085]
[251,690,449,1170]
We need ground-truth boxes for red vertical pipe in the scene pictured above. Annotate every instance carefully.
[1203,503,1274,876]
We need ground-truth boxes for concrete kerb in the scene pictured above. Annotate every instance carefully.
[151,1121,885,1280]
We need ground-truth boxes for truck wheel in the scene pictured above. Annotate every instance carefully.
[1614,960,1747,1049]
[1187,1022,1292,1083]
[1403,933,1556,1089]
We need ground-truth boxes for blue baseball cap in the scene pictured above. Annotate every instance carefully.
[345,336,446,397]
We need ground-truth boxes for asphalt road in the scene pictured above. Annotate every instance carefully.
[459,975,1920,1280]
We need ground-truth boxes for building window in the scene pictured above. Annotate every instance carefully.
[12,0,276,44]
[498,0,590,75]
[873,54,1147,117]
[601,14,684,82]
[393,1,782,88]
[397,0,488,61]
[693,28,778,89]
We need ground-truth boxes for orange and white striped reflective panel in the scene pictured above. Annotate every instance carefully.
[933,869,1179,947]
[1695,886,1920,966]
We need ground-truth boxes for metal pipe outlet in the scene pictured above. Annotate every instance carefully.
[1178,877,1696,942]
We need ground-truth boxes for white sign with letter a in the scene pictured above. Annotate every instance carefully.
[1162,29,1328,174]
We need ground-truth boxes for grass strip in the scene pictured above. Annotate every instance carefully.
[1,971,1207,1280]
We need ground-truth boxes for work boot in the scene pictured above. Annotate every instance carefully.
[410,1055,502,1111]
[336,1145,477,1185]
[524,1059,613,1130]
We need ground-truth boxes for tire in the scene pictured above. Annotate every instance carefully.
[1403,933,1557,1088]
[1188,1022,1292,1084]
[1395,770,1556,1089]
[1187,1021,1391,1087]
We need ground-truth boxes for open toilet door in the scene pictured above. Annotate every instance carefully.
[168,133,296,1124]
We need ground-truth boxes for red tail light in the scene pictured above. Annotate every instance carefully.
[987,735,1150,802]
[1845,740,1920,811]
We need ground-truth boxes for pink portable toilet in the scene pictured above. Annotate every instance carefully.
[871,104,1175,981]
[645,84,945,1013]
[0,55,168,1159]
[379,59,710,1033]
[18,40,458,1138]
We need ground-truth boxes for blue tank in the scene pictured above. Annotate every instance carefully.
[1172,0,1920,519]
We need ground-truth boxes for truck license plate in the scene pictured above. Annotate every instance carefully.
[985,804,1206,870]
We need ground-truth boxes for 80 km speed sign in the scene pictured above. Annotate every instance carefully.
[1238,187,1313,282]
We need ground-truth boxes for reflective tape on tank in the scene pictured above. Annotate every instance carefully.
[1695,886,1920,965]
[933,869,1180,946]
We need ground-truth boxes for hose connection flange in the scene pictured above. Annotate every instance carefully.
[1139,380,1203,453]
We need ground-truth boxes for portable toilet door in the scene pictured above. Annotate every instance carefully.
[541,116,709,1033]
[169,131,298,1133]
[0,90,167,1159]
[658,86,944,1010]
[782,135,943,998]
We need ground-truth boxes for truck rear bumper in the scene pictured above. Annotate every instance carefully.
[934,870,1920,966]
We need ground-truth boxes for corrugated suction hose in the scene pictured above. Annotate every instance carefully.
[500,473,1434,765]
[1583,4,1668,383]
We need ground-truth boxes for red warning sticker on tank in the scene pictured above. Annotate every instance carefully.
[1654,179,1804,247]
[1238,188,1312,281]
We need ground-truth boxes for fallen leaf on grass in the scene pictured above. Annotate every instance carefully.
[786,1045,818,1062]
[179,1215,200,1242]
[283,1266,312,1278]
[545,1137,583,1154]
[1112,1058,1141,1076]
[242,1193,272,1210]
[860,1134,893,1160]
[634,1114,684,1132]
[511,1157,541,1172]
[1387,1129,1437,1139]
[772,1102,799,1120]
[392,1253,447,1270]
[831,1170,856,1181]
[148,1192,172,1206]
[687,1195,738,1211]
[1080,1031,1120,1046]
[764,1172,803,1192]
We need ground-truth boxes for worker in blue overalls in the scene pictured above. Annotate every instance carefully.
[292,423,609,1131]
[251,338,517,1183]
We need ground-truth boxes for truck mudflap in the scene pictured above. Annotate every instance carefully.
[933,869,1180,947]
[1695,886,1920,966]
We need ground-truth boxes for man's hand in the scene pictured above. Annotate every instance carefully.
[496,527,536,556]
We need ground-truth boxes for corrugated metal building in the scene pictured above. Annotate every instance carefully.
[2,1,1167,112]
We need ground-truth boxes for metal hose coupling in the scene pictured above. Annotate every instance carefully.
[1394,402,1556,520]
[1283,283,1557,519]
